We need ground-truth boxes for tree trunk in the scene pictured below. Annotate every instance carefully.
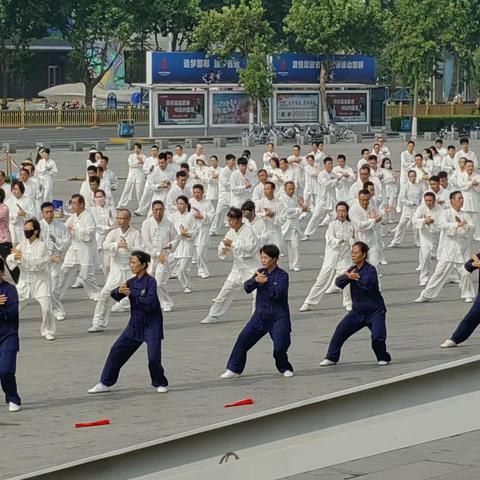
[319,61,330,126]
[171,32,179,52]
[411,78,418,140]
[84,82,94,107]
[0,43,9,110]
[447,52,459,102]
[249,97,255,132]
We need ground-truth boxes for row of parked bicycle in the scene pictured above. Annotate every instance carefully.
[242,122,356,144]
[436,123,480,140]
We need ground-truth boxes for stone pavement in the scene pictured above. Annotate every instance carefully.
[283,429,480,479]
[1,140,480,479]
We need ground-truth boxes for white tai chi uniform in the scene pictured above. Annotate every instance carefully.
[203,223,258,322]
[333,165,356,202]
[136,156,160,214]
[169,210,198,291]
[7,196,36,245]
[302,219,354,310]
[118,152,146,207]
[91,203,116,279]
[7,238,56,338]
[413,203,442,286]
[390,181,423,246]
[210,166,234,235]
[141,215,179,311]
[398,150,415,211]
[40,218,70,319]
[190,197,215,278]
[60,209,100,301]
[229,170,252,209]
[91,226,143,329]
[36,158,58,202]
[418,208,475,301]
[304,169,338,236]
[255,196,285,250]
[281,194,303,270]
[457,171,480,241]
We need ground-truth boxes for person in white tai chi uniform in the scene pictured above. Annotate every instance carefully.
[414,191,475,304]
[118,143,146,208]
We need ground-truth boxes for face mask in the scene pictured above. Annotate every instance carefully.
[24,230,35,239]
[95,197,106,207]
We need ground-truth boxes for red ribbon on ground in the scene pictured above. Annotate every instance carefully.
[75,419,111,428]
[224,397,254,408]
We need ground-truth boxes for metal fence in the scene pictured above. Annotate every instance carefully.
[387,103,480,118]
[0,108,149,128]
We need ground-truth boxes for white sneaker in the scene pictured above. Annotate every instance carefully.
[183,287,192,294]
[111,303,129,313]
[292,267,300,272]
[163,305,173,312]
[387,243,398,248]
[380,260,388,265]
[199,274,209,279]
[345,305,352,312]
[200,315,219,324]
[299,303,311,312]
[90,294,100,302]
[414,296,428,303]
[465,297,473,303]
[44,334,55,341]
[440,339,457,348]
[283,370,294,378]
[71,279,83,288]
[319,359,336,366]
[88,383,110,394]
[419,282,427,287]
[88,325,105,333]
[377,360,390,366]
[8,402,21,412]
[300,235,310,241]
[220,369,241,379]
[415,266,421,271]
[55,311,66,321]
[156,386,169,393]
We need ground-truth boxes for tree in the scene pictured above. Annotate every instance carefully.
[191,0,275,128]
[63,0,137,106]
[0,0,62,109]
[437,0,480,102]
[385,0,444,138]
[285,0,386,125]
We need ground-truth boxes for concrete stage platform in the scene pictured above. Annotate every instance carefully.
[2,144,480,479]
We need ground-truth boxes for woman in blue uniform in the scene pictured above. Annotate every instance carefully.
[0,258,21,411]
[88,250,168,394]
[319,241,392,366]
[220,244,294,379]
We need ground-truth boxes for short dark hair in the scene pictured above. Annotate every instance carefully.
[460,137,469,145]
[133,143,142,149]
[176,195,190,211]
[192,183,204,192]
[89,175,100,186]
[424,192,436,200]
[368,154,378,162]
[257,169,267,176]
[131,250,150,266]
[435,138,443,144]
[264,181,275,190]
[260,244,280,260]
[241,200,255,212]
[11,180,25,194]
[352,241,369,256]
[359,165,371,174]
[361,148,370,155]
[237,157,248,166]
[337,154,346,161]
[438,171,448,179]
[71,193,85,205]
[41,201,54,210]
[242,149,251,158]
[363,181,374,189]
[227,207,242,219]
[358,188,370,197]
[87,165,98,173]
[323,157,333,165]
[293,144,300,150]
[25,218,41,234]
[450,190,462,201]
[447,145,455,150]
[429,175,440,183]
[176,170,187,179]
[151,200,165,208]
[226,154,236,162]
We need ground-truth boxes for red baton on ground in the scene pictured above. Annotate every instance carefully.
[224,397,254,408]
[75,419,111,428]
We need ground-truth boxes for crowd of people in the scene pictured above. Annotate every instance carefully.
[1,135,480,412]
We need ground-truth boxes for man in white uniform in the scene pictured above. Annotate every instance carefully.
[118,143,146,208]
[229,157,253,209]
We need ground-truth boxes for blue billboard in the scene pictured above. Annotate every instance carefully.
[273,54,376,84]
[147,52,246,84]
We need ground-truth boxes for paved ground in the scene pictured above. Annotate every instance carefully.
[2,140,480,479]
[284,430,480,479]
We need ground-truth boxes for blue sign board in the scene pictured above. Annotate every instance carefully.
[272,54,376,84]
[148,52,246,84]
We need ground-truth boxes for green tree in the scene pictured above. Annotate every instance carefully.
[385,0,443,138]
[192,0,275,128]
[0,0,63,109]
[285,0,386,125]
[63,0,137,106]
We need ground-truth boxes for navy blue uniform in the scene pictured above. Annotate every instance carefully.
[450,256,480,344]
[0,280,21,405]
[100,273,168,388]
[325,262,391,363]
[227,266,293,374]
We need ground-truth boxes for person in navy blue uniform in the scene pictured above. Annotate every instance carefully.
[319,241,392,367]
[0,258,22,412]
[220,244,294,379]
[441,253,480,349]
[88,250,169,394]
